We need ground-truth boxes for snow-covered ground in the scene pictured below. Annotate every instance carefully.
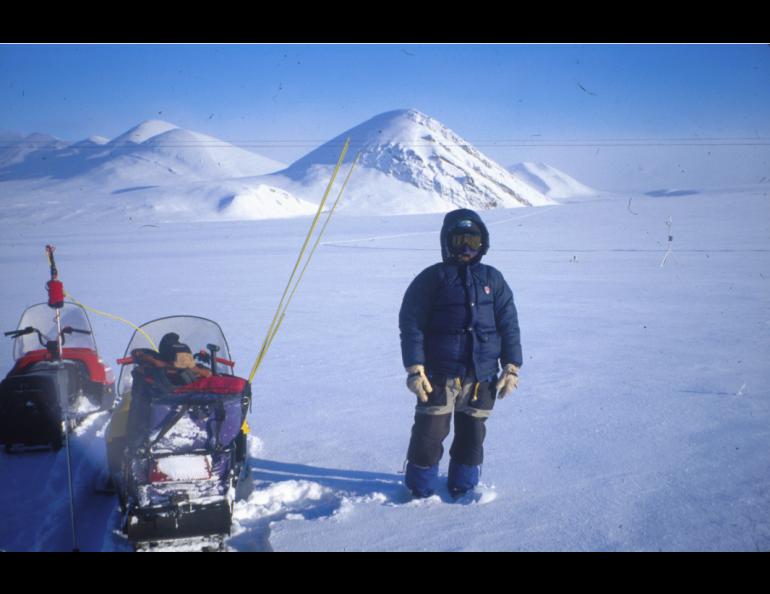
[1,185,769,551]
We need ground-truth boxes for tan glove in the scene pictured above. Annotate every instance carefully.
[174,352,197,369]
[496,363,519,399]
[406,365,433,403]
[174,351,211,378]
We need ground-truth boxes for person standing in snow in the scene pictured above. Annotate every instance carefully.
[399,208,522,498]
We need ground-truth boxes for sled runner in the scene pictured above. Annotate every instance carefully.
[106,316,251,551]
[0,302,116,451]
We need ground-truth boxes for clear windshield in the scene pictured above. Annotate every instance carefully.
[117,315,233,397]
[12,302,97,360]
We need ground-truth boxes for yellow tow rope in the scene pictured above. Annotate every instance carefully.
[253,150,361,374]
[248,139,357,383]
[64,292,157,350]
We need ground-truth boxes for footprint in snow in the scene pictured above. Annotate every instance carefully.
[226,438,498,551]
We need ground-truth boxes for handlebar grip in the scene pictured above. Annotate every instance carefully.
[5,326,34,338]
[116,356,134,365]
[61,327,91,335]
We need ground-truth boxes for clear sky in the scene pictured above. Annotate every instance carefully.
[1,43,769,187]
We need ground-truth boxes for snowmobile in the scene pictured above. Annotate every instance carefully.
[106,315,251,551]
[0,302,116,452]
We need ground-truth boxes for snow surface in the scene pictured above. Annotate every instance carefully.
[154,455,213,482]
[1,185,769,551]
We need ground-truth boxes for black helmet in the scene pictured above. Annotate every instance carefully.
[448,218,482,236]
[158,332,192,363]
[440,209,489,264]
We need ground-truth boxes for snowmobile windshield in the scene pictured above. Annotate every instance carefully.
[12,302,98,360]
[117,315,233,397]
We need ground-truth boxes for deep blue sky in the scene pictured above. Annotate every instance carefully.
[2,44,769,165]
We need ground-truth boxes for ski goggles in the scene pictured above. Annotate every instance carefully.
[450,233,483,251]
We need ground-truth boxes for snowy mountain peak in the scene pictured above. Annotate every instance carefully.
[0,120,286,189]
[286,108,458,169]
[142,127,217,148]
[108,119,179,146]
[71,135,110,149]
[344,108,438,147]
[283,108,554,213]
[0,132,67,169]
[22,132,63,145]
[507,162,596,199]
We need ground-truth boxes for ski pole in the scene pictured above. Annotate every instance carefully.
[61,415,79,553]
[45,245,79,552]
[248,138,351,382]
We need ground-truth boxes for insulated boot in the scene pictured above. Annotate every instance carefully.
[405,462,439,498]
[448,459,480,499]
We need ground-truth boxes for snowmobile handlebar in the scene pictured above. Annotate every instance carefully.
[4,325,90,345]
[5,326,36,338]
[4,326,48,347]
[194,348,235,369]
[195,344,227,376]
[61,326,91,336]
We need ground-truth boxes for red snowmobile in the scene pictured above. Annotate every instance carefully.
[0,301,115,451]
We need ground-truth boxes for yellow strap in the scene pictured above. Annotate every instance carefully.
[65,292,157,351]
[253,152,360,378]
[255,153,360,374]
[248,139,353,383]
[472,381,480,402]
[283,151,361,311]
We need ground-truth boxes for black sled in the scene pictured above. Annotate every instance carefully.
[0,302,116,452]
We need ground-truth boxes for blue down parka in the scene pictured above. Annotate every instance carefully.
[399,209,522,382]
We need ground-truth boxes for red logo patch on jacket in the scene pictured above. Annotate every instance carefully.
[484,286,491,295]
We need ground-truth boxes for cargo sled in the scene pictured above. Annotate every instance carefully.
[107,316,251,551]
[0,302,116,451]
